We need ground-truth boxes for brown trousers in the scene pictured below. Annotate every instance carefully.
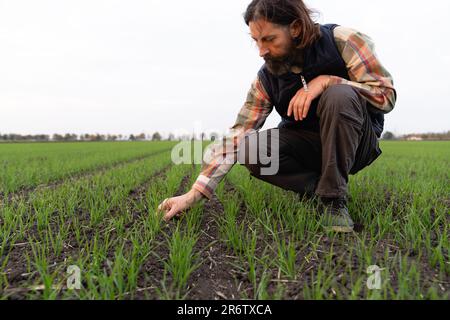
[239,84,382,199]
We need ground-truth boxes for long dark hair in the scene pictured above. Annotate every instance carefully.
[243,0,321,49]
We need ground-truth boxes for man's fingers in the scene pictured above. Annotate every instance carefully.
[164,205,179,222]
[302,98,312,119]
[288,91,301,118]
[157,198,170,212]
[291,91,310,121]
[293,102,298,121]
[298,94,309,120]
[287,98,293,117]
[292,95,300,121]
[295,97,303,121]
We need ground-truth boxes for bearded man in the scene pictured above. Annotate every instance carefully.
[158,0,397,232]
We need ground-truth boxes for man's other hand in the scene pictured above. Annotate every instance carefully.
[287,75,331,121]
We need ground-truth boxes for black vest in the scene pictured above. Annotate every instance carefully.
[258,23,384,137]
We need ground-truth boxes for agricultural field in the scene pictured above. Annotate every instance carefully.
[0,140,448,300]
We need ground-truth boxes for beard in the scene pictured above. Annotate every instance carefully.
[264,41,304,76]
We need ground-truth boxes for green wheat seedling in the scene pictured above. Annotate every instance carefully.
[0,141,448,300]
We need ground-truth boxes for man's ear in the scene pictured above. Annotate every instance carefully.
[289,19,301,38]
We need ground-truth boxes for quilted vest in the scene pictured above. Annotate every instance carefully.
[257,23,384,137]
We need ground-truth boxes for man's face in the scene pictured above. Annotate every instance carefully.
[249,19,298,75]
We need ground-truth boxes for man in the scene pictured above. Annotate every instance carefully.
[157,0,396,232]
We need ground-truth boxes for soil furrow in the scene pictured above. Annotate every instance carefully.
[0,163,175,299]
[135,168,195,299]
[185,190,242,300]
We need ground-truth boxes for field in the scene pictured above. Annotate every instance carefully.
[0,140,448,300]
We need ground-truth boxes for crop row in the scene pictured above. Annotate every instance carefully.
[0,141,176,194]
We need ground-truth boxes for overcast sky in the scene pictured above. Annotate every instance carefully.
[1,0,449,137]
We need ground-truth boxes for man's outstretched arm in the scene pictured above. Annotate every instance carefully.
[158,77,273,220]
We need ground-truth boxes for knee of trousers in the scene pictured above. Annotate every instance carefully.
[316,84,365,121]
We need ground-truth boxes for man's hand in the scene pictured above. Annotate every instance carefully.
[287,75,331,121]
[157,188,205,221]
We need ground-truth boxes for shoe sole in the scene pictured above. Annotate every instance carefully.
[324,226,354,233]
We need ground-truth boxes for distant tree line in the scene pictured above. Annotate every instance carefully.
[3,131,449,142]
[382,131,450,141]
[0,132,222,142]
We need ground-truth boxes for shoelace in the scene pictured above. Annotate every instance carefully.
[332,199,347,209]
[321,198,347,215]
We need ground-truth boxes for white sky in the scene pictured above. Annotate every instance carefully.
[1,0,449,137]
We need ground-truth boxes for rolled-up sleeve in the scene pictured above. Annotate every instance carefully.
[330,26,397,113]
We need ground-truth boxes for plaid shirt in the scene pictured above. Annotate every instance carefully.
[192,26,397,200]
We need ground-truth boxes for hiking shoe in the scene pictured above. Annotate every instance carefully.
[319,198,354,233]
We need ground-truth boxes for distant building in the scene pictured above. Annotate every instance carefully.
[406,136,423,141]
